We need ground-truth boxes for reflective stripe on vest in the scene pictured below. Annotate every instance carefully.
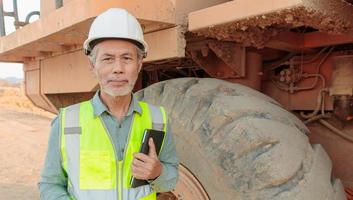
[60,100,167,200]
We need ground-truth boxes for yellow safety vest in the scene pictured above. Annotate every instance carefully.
[60,100,167,200]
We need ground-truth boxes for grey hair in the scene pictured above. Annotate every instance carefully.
[136,47,144,60]
[88,44,144,66]
[88,45,99,66]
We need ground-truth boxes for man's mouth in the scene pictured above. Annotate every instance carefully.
[108,79,128,86]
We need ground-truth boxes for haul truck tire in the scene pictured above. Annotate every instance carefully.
[135,78,346,200]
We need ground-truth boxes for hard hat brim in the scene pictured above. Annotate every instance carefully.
[83,37,148,57]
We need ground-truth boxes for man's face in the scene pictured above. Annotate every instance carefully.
[91,40,142,97]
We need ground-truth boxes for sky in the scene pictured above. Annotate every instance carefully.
[0,0,40,79]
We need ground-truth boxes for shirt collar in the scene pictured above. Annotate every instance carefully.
[91,90,142,117]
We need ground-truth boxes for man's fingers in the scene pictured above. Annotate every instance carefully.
[133,157,149,168]
[131,140,162,180]
[148,138,158,158]
[131,165,148,179]
[134,153,153,162]
[132,161,153,172]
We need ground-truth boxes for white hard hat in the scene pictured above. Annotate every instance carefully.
[83,8,148,57]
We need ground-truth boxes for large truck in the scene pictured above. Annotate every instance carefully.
[0,0,352,199]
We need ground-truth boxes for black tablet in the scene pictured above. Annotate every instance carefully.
[130,129,165,188]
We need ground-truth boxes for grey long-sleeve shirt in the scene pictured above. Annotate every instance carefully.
[38,91,179,200]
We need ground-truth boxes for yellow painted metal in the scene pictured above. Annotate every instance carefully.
[0,0,231,63]
[144,27,185,62]
[2,0,231,112]
[40,50,97,94]
[0,0,176,62]
[188,0,303,32]
[24,61,58,113]
[188,0,353,32]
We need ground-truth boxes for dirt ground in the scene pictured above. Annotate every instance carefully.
[0,84,54,200]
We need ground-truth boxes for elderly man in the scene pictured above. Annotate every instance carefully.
[38,8,179,200]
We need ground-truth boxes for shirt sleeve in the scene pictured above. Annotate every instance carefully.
[149,119,180,192]
[38,113,72,200]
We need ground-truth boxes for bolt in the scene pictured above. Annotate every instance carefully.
[201,48,209,57]
[286,76,291,82]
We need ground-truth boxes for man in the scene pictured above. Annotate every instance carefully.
[38,8,179,200]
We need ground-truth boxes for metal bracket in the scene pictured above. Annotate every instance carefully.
[187,39,246,78]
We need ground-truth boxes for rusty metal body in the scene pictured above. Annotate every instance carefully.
[0,0,353,198]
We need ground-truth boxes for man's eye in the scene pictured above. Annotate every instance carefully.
[123,56,132,60]
[102,57,113,61]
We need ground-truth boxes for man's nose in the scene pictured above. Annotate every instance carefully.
[112,59,124,73]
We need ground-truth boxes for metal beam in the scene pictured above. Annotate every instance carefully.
[266,32,304,52]
[266,31,353,51]
[0,0,176,62]
[189,0,302,31]
[187,39,246,78]
[144,27,185,62]
[303,32,353,49]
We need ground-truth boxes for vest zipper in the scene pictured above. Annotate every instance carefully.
[99,117,119,200]
[121,114,136,200]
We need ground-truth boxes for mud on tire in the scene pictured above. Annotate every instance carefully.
[136,78,346,200]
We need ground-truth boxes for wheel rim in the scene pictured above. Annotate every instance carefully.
[158,164,209,200]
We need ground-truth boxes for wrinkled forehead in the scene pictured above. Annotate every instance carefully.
[95,39,138,56]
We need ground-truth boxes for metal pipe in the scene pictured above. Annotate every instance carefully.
[265,52,296,70]
[291,47,329,65]
[304,113,330,124]
[271,47,331,95]
[12,0,19,29]
[0,0,40,35]
[300,89,325,119]
[273,73,326,94]
[293,47,333,92]
[294,73,326,91]
[319,119,353,143]
[0,0,5,36]
[25,11,40,24]
[267,47,329,71]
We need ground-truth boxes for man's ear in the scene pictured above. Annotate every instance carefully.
[88,60,98,78]
[88,60,95,71]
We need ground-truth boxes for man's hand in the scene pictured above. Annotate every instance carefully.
[132,138,163,180]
